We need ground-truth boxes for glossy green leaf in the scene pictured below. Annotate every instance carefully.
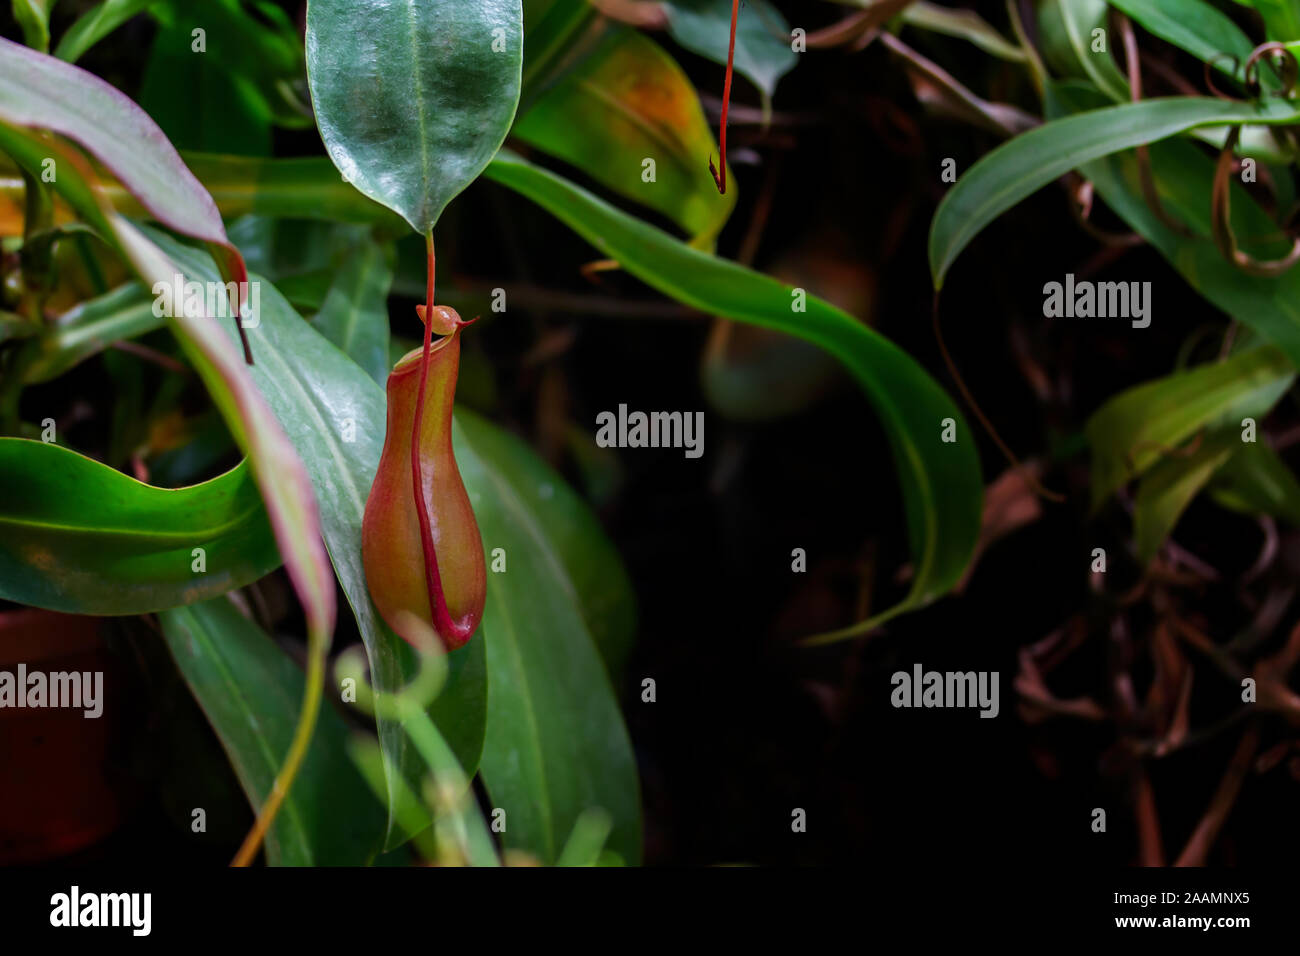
[305,0,523,234]
[53,0,155,62]
[1107,0,1256,82]
[0,438,279,614]
[147,229,639,862]
[160,597,386,865]
[1049,82,1300,365]
[1086,347,1294,510]
[456,409,641,864]
[663,0,796,107]
[0,37,250,293]
[1238,0,1300,42]
[88,146,972,637]
[484,151,982,641]
[1038,0,1128,101]
[113,231,338,871]
[1133,430,1237,565]
[226,217,375,285]
[32,135,979,636]
[1040,5,1277,154]
[0,131,348,668]
[513,25,734,243]
[13,0,56,53]
[929,95,1300,288]
[311,236,393,385]
[13,137,975,640]
[137,228,484,847]
[119,216,337,634]
[0,52,336,649]
[0,116,339,855]
[452,408,638,684]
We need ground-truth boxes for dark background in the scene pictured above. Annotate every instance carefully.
[5,1,1300,868]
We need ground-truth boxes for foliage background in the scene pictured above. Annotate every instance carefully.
[4,0,1299,866]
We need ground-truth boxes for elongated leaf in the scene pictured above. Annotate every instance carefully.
[929,96,1300,287]
[312,237,393,385]
[226,217,375,285]
[513,25,734,243]
[11,140,979,636]
[1039,0,1128,101]
[457,412,640,863]
[1040,33,1286,164]
[23,133,981,634]
[1107,0,1256,82]
[0,123,339,863]
[139,229,487,846]
[1241,0,1300,42]
[145,228,639,862]
[13,0,56,53]
[1086,347,1294,509]
[116,216,337,636]
[0,90,335,655]
[485,151,982,639]
[53,0,155,63]
[160,597,386,865]
[0,37,249,293]
[306,0,523,233]
[452,408,637,684]
[1133,430,1237,564]
[1049,82,1300,365]
[663,0,796,107]
[0,438,279,614]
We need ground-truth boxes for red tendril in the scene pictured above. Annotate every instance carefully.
[710,0,740,194]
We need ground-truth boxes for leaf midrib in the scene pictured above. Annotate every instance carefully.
[0,500,265,541]
[403,0,434,228]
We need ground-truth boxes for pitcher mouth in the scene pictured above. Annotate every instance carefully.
[390,329,459,376]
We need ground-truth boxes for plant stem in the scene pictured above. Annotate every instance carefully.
[401,705,499,866]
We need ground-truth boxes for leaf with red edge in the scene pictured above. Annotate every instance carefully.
[0,36,249,311]
[0,58,338,859]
